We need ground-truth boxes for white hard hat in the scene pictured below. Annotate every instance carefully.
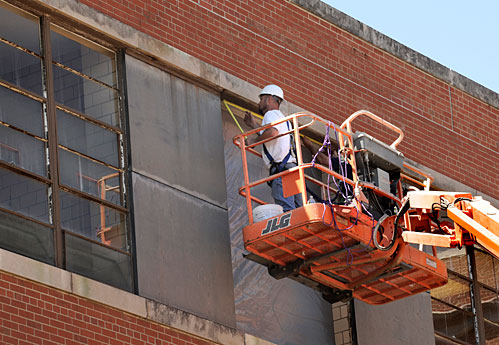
[259,84,284,101]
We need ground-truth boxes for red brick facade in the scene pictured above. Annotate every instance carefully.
[1,1,497,344]
[0,272,215,345]
[81,0,499,199]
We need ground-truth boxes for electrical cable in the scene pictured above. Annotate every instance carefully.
[312,122,379,265]
[453,197,472,205]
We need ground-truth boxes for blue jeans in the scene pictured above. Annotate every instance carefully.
[270,163,303,212]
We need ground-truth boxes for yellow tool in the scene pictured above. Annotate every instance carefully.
[223,100,321,145]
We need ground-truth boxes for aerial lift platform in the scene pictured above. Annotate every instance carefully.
[233,110,498,305]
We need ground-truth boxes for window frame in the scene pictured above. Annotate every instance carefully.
[0,1,135,292]
[432,246,499,345]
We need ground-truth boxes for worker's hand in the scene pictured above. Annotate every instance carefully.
[243,111,257,129]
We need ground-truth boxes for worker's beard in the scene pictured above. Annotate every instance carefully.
[258,103,267,115]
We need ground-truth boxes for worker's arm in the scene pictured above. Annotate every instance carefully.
[247,127,278,145]
[302,136,329,165]
[244,111,279,145]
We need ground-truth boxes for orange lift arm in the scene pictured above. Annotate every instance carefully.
[402,191,499,259]
[447,198,499,257]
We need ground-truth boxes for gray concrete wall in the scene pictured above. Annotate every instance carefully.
[355,293,436,345]
[125,55,236,327]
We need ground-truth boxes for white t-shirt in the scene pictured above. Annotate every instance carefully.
[260,109,296,168]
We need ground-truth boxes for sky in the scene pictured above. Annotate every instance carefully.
[321,1,499,93]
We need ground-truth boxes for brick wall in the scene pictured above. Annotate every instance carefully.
[79,0,498,199]
[0,272,215,345]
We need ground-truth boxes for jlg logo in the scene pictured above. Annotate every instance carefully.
[261,213,291,235]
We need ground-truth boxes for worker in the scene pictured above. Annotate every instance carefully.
[243,84,303,212]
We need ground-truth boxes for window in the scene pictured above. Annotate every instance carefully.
[432,247,499,345]
[432,270,474,344]
[0,1,132,291]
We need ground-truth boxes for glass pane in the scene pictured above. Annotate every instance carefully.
[65,233,132,292]
[0,208,53,265]
[59,190,127,251]
[431,273,471,309]
[57,110,119,167]
[476,251,498,289]
[484,319,499,345]
[432,298,475,344]
[438,247,469,277]
[0,42,42,95]
[435,336,467,345]
[481,286,499,324]
[0,167,49,223]
[0,126,46,177]
[0,85,43,137]
[58,149,122,206]
[0,3,40,54]
[51,29,115,87]
[52,65,119,126]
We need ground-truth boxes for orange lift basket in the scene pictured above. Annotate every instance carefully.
[234,110,450,305]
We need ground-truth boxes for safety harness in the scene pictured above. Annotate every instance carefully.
[262,121,296,180]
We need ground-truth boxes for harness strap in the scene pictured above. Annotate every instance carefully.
[262,121,294,174]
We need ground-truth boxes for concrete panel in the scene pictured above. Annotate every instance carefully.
[355,292,435,345]
[132,172,236,327]
[125,55,227,207]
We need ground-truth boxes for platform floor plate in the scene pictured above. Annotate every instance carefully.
[243,204,448,305]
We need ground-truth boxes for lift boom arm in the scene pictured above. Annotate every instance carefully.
[402,191,499,259]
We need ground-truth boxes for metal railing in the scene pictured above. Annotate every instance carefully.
[233,110,432,225]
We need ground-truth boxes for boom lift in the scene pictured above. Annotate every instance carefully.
[233,110,498,305]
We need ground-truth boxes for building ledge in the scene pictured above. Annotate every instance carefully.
[0,248,273,345]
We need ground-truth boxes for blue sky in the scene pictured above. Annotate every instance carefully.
[321,1,499,93]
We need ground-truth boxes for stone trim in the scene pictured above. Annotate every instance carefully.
[0,248,251,345]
